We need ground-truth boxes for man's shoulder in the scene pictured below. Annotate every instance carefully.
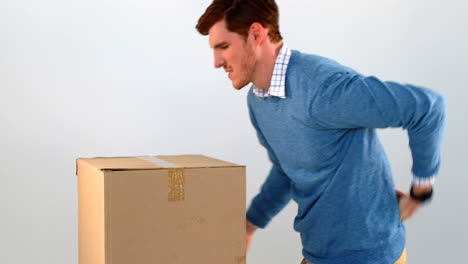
[289,50,355,82]
[291,50,337,65]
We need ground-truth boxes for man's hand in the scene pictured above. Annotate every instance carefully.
[396,184,432,221]
[246,220,258,252]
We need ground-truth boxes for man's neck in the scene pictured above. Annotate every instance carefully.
[252,41,284,90]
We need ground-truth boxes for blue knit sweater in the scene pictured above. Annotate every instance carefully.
[246,50,445,264]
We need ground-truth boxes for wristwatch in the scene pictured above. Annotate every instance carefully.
[409,186,433,203]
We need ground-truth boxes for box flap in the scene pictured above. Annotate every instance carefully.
[76,155,242,171]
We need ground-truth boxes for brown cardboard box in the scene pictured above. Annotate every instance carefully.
[76,155,246,264]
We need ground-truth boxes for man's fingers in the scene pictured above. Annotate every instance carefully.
[246,233,252,252]
[395,189,406,197]
[395,189,407,202]
[399,196,421,221]
[246,220,256,252]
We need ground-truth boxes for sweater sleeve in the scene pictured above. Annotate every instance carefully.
[310,72,446,181]
[246,103,292,229]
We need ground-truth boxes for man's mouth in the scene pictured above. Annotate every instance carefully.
[225,69,233,79]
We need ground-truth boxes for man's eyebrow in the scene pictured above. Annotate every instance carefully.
[213,41,229,49]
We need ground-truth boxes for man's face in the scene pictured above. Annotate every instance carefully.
[208,20,256,90]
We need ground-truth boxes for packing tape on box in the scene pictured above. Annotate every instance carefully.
[137,156,185,202]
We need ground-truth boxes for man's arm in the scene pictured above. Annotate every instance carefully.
[311,72,445,180]
[310,72,445,218]
[246,103,292,229]
[245,102,292,250]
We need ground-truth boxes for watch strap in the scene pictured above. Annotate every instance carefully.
[410,186,433,203]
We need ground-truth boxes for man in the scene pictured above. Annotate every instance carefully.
[196,1,445,263]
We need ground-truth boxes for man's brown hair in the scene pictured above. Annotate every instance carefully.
[196,0,282,43]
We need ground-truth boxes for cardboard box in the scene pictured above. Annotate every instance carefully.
[76,155,246,264]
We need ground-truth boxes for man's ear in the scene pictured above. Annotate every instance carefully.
[249,22,265,45]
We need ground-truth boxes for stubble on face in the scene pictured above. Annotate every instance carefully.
[232,39,256,90]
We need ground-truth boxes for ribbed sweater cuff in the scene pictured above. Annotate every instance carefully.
[412,175,436,186]
[246,203,270,229]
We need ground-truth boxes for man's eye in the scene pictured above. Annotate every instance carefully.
[221,45,229,49]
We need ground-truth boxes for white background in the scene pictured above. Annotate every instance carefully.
[1,0,467,263]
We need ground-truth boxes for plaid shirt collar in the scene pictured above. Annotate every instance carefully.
[253,43,291,99]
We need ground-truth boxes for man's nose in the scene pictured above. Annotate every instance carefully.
[213,53,225,68]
